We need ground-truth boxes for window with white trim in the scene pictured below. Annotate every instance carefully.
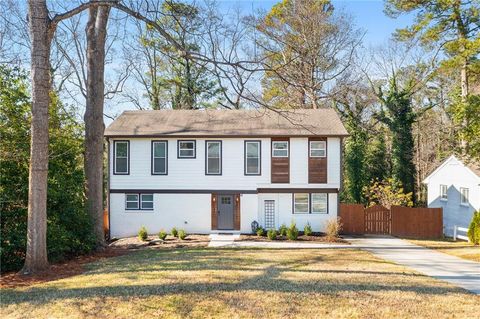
[178,140,196,158]
[310,141,326,157]
[460,187,469,205]
[293,193,309,214]
[245,141,261,175]
[206,141,221,175]
[311,193,328,214]
[272,141,288,157]
[440,184,447,200]
[125,193,154,211]
[152,141,167,175]
[114,141,129,174]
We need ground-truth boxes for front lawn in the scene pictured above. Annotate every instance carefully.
[408,239,480,262]
[1,248,478,318]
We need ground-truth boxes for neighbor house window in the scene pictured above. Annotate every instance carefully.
[178,140,196,158]
[152,141,167,175]
[440,184,448,200]
[206,141,221,175]
[272,141,288,157]
[293,193,309,214]
[245,141,261,175]
[460,187,469,205]
[125,193,154,210]
[311,193,328,214]
[114,141,129,174]
[310,140,326,157]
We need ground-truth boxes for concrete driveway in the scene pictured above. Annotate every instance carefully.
[347,236,480,294]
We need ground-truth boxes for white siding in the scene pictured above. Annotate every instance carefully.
[327,137,341,185]
[257,193,338,232]
[425,157,480,237]
[290,138,308,183]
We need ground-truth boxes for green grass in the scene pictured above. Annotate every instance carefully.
[1,248,479,318]
[408,239,480,262]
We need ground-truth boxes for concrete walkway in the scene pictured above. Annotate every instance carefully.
[348,236,480,294]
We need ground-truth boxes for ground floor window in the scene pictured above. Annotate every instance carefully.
[264,200,275,229]
[125,193,154,211]
[293,193,328,214]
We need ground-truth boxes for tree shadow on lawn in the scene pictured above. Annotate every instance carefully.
[2,248,469,306]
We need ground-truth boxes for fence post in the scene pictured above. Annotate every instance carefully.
[453,225,457,241]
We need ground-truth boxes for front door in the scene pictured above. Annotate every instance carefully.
[217,195,234,230]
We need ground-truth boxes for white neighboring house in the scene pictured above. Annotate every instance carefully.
[423,155,480,237]
[105,109,348,238]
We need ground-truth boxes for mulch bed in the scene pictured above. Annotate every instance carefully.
[1,234,210,289]
[239,234,349,244]
[0,247,128,289]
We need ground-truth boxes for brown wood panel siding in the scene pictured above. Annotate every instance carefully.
[308,137,327,183]
[234,194,241,230]
[271,137,290,183]
[211,194,218,230]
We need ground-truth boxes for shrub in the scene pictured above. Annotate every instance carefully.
[256,227,265,237]
[363,178,413,209]
[158,230,167,240]
[178,229,187,240]
[467,211,480,245]
[279,224,288,236]
[171,227,178,238]
[267,229,277,240]
[304,222,313,236]
[138,226,148,241]
[287,222,299,240]
[325,218,343,241]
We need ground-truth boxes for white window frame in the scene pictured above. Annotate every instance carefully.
[152,141,167,175]
[272,141,289,157]
[178,140,196,158]
[125,194,139,210]
[311,193,328,214]
[206,140,222,175]
[293,193,309,214]
[245,140,261,175]
[460,187,469,205]
[310,141,326,157]
[140,194,154,210]
[440,184,448,200]
[114,140,129,175]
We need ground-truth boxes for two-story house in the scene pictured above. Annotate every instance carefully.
[105,109,348,238]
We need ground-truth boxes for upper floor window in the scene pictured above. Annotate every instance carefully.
[293,193,309,214]
[114,141,129,175]
[310,140,326,157]
[152,141,167,175]
[245,141,261,175]
[440,184,447,200]
[178,140,196,158]
[206,141,221,175]
[272,141,288,157]
[460,187,469,205]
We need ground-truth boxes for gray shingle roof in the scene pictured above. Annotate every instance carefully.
[105,108,349,137]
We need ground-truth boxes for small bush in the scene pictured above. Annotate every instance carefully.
[287,222,299,240]
[256,227,265,237]
[467,211,480,245]
[279,224,288,236]
[158,230,167,240]
[178,229,187,240]
[325,218,343,241]
[267,229,277,240]
[138,226,148,241]
[304,222,313,236]
[171,227,178,238]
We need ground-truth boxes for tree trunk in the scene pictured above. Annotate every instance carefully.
[84,5,110,248]
[22,0,53,274]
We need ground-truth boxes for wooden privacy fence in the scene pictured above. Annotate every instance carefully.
[339,204,443,239]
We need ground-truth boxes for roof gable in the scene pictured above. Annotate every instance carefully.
[104,108,349,137]
[423,155,480,183]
